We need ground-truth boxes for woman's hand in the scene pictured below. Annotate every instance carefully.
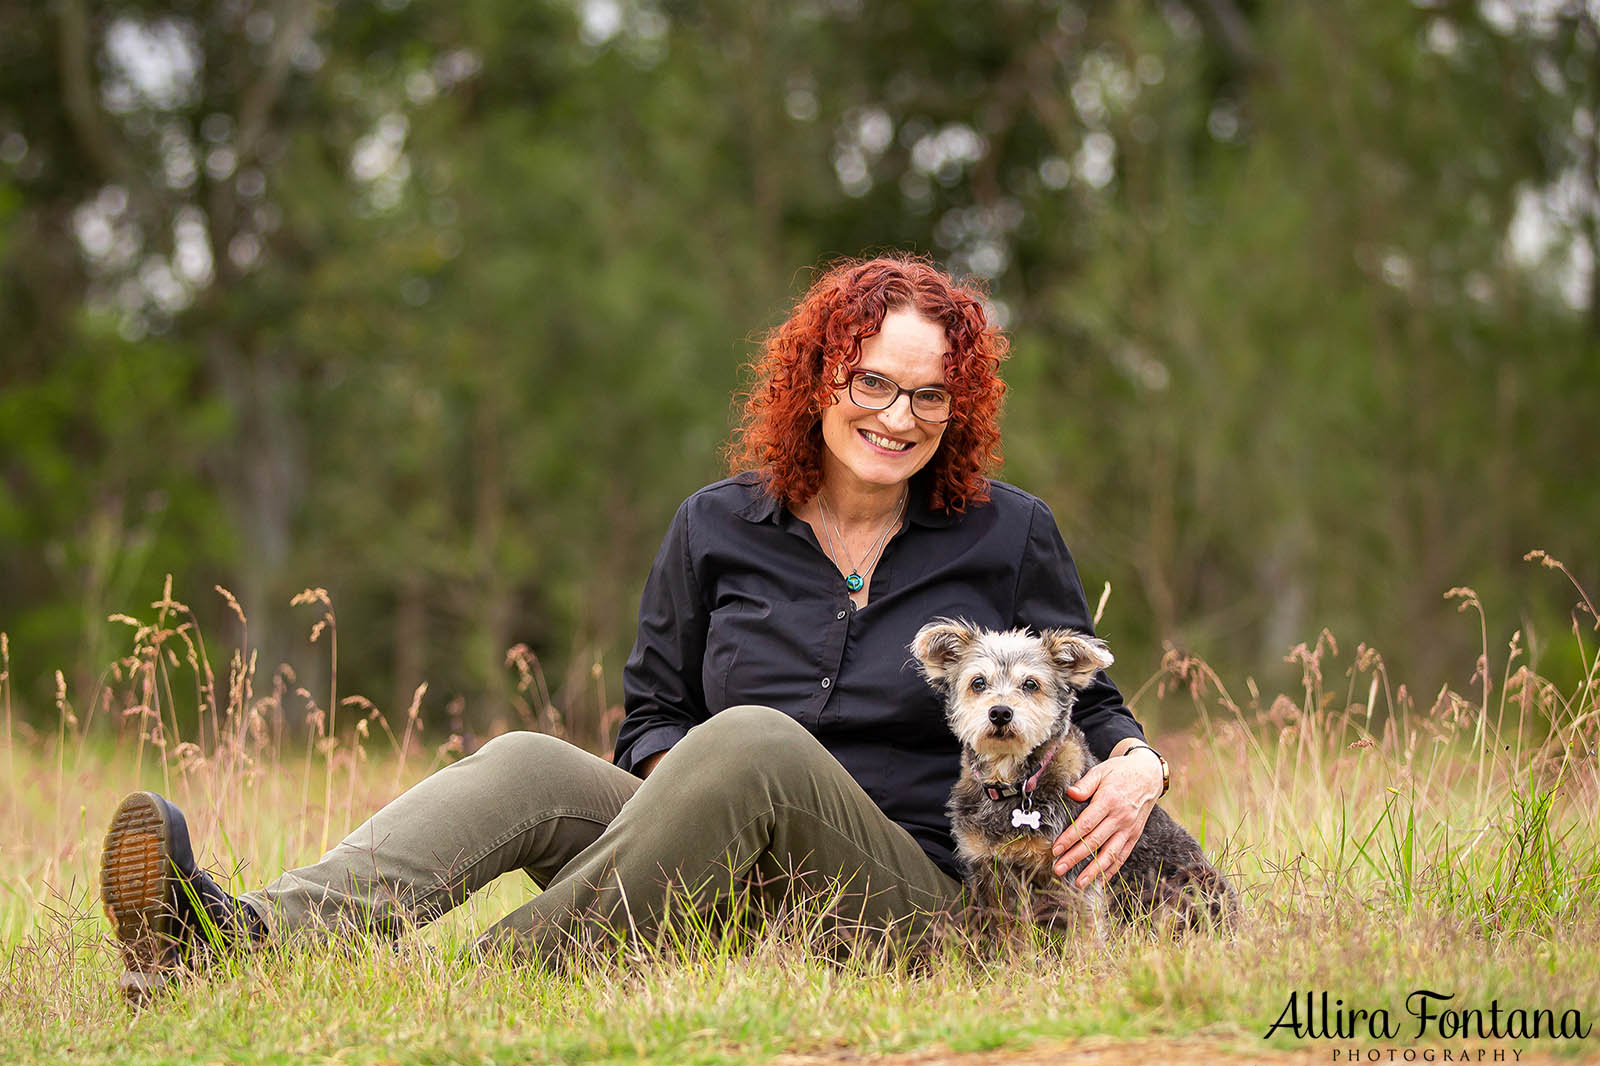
[1051,743,1164,886]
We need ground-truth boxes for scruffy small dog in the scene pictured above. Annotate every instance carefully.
[912,618,1237,935]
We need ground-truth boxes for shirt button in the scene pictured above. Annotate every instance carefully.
[836,610,846,619]
[820,677,832,689]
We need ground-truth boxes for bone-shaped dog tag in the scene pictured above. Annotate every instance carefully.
[1012,807,1042,831]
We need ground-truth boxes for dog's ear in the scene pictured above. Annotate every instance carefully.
[1040,629,1114,689]
[911,618,978,686]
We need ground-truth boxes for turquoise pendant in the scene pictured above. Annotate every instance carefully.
[845,572,864,592]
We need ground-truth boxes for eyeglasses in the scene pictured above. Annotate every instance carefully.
[845,370,953,424]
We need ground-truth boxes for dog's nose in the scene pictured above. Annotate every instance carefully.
[988,705,1013,726]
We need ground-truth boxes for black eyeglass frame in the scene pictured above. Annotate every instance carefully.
[844,369,953,424]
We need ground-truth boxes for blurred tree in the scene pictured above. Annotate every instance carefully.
[1,0,1595,738]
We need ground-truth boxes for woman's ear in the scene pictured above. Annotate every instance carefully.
[911,618,978,685]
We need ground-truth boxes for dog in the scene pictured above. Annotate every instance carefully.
[911,618,1238,936]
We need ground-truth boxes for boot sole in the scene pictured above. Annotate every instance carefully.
[100,792,176,1004]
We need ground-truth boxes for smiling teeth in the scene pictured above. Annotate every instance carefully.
[863,430,911,452]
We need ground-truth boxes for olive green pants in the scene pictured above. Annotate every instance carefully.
[239,706,961,959]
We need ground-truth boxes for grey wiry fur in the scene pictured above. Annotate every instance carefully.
[912,618,1238,936]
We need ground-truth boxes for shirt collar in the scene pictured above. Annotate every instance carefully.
[732,469,962,528]
[906,470,958,528]
[732,472,783,524]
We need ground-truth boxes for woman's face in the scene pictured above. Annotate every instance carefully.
[819,307,950,497]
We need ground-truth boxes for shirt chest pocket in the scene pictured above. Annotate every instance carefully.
[703,594,827,717]
[701,599,750,713]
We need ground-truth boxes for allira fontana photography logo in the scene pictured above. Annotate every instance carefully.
[1264,989,1591,1062]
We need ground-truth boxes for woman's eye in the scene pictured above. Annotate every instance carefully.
[969,676,987,692]
[1022,678,1040,692]
[858,373,890,391]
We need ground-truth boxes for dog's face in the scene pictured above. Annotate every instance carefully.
[911,619,1113,758]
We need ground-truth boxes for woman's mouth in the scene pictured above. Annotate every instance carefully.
[859,429,913,454]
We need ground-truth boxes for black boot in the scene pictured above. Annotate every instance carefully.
[100,791,266,1005]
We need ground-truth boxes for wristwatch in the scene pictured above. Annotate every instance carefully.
[1124,743,1169,798]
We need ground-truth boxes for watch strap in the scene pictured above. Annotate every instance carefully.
[1123,742,1169,798]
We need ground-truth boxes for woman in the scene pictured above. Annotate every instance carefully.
[100,255,1166,1000]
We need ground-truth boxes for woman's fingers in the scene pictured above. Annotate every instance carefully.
[1074,830,1133,887]
[1052,804,1116,874]
[1052,762,1154,877]
[1064,760,1109,802]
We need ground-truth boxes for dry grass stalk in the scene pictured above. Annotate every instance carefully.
[0,562,1596,1061]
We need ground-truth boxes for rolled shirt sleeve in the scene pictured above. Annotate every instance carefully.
[1012,498,1147,761]
[615,498,712,775]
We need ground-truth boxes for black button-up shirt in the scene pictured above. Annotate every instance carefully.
[614,471,1146,880]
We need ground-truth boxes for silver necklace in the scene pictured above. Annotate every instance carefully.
[816,489,906,594]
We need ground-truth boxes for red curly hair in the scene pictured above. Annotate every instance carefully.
[728,254,1008,514]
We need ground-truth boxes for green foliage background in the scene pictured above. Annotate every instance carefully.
[2,0,1596,737]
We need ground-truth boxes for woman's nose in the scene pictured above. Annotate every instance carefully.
[879,393,917,431]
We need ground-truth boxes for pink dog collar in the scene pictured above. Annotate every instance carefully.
[979,738,1061,802]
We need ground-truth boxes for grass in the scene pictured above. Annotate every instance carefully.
[1,559,1598,1065]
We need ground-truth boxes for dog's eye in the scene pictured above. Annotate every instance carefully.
[969,676,987,693]
[1021,678,1040,692]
